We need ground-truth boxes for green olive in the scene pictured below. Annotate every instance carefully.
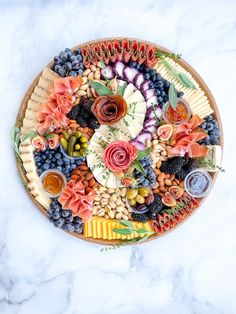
[60,138,68,150]
[80,136,87,143]
[75,131,82,138]
[81,143,88,148]
[135,194,145,204]
[126,189,138,199]
[138,187,150,197]
[75,144,81,150]
[128,198,136,206]
[62,131,70,141]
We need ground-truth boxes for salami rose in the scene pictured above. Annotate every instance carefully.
[91,95,128,125]
[103,141,138,172]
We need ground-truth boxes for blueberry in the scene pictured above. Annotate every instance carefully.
[62,210,71,218]
[54,64,61,72]
[54,153,61,160]
[207,122,214,131]
[68,71,77,77]
[59,51,68,61]
[65,216,73,223]
[54,56,60,63]
[37,162,42,168]
[74,224,83,233]
[144,66,150,73]
[150,69,156,76]
[158,96,163,103]
[58,68,66,77]
[76,55,82,62]
[164,81,170,88]
[143,180,149,187]
[53,204,61,212]
[144,73,150,80]
[43,163,50,170]
[201,121,207,129]
[177,91,184,97]
[74,216,82,224]
[65,223,75,232]
[149,82,155,89]
[69,55,77,62]
[53,212,61,220]
[78,69,83,76]
[155,89,161,96]
[76,48,81,54]
[34,156,41,162]
[51,163,56,168]
[64,62,72,71]
[54,219,63,228]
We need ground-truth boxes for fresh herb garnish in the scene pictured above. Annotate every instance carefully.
[155,50,197,89]
[168,82,178,110]
[100,221,155,251]
[136,147,151,160]
[197,158,225,172]
[117,82,127,96]
[22,130,38,142]
[89,80,113,96]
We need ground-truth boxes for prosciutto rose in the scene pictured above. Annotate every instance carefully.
[103,141,138,172]
[91,95,128,125]
[58,179,94,222]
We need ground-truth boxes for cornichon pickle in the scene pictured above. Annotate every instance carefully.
[72,151,81,157]
[75,131,81,138]
[80,136,87,143]
[60,138,68,150]
[62,131,70,141]
[75,144,81,150]
[68,135,77,156]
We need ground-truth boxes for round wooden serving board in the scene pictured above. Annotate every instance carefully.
[15,38,224,246]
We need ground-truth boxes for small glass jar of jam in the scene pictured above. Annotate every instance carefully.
[40,169,66,198]
[184,169,212,198]
[163,98,191,125]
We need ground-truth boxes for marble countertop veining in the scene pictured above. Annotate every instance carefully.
[1,0,236,313]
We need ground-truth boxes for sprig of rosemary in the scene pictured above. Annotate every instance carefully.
[197,158,225,172]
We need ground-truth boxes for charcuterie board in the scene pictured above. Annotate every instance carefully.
[12,38,223,246]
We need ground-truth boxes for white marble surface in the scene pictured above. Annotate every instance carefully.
[1,0,236,313]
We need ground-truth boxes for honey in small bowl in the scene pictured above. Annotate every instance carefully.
[163,98,191,125]
[40,169,66,198]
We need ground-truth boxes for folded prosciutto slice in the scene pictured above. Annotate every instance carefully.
[58,179,94,222]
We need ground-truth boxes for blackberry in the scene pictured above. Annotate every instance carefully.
[82,99,93,111]
[145,210,157,220]
[147,195,163,214]
[88,118,100,129]
[176,169,187,180]
[67,105,80,120]
[184,158,197,172]
[160,157,185,174]
[79,106,91,121]
[77,116,87,127]
[131,212,149,223]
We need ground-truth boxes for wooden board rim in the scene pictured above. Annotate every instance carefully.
[15,37,224,246]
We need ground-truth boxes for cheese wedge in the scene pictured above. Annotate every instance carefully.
[154,58,214,118]
[83,217,155,240]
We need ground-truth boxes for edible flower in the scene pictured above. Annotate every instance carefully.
[103,140,138,173]
[58,179,94,222]
[91,95,128,125]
